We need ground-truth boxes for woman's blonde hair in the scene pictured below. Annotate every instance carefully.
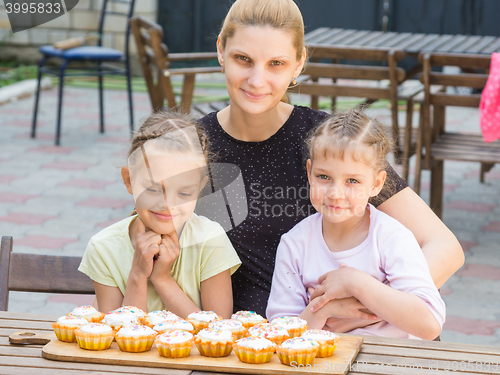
[219,0,305,61]
[306,108,392,173]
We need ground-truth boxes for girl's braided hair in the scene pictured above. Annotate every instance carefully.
[128,110,211,165]
[306,107,392,172]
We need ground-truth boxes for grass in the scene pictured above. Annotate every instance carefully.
[0,63,38,88]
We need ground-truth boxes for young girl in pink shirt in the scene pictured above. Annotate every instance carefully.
[267,108,445,340]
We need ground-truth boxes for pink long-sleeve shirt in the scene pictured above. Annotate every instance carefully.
[266,204,445,339]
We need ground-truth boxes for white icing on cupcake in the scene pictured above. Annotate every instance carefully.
[102,311,139,326]
[154,320,194,332]
[209,319,244,331]
[57,314,88,326]
[188,311,219,322]
[156,330,193,344]
[115,306,145,317]
[147,310,180,325]
[196,328,232,341]
[231,311,265,322]
[236,336,275,350]
[271,316,307,329]
[301,329,339,342]
[70,305,99,317]
[248,323,289,338]
[281,337,319,350]
[116,324,156,337]
[79,323,112,334]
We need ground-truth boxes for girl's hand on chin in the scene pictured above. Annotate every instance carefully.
[150,231,180,283]
[131,218,162,280]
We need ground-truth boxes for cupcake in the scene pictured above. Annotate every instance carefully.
[154,320,195,335]
[144,310,181,327]
[187,311,221,333]
[102,309,140,334]
[277,337,320,366]
[301,329,339,358]
[233,336,276,364]
[156,330,195,358]
[195,328,233,357]
[115,324,157,353]
[208,319,247,340]
[68,305,104,323]
[52,314,89,342]
[231,311,267,329]
[271,316,308,338]
[248,323,289,345]
[115,306,147,324]
[74,323,114,350]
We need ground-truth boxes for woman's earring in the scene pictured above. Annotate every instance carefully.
[221,67,225,73]
[291,77,297,85]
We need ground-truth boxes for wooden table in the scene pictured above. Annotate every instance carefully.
[1,311,499,375]
[305,28,500,57]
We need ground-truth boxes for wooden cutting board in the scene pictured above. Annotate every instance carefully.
[10,331,363,375]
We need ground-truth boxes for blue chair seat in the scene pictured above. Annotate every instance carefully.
[39,45,124,61]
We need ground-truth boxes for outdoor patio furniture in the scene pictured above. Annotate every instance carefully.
[417,52,500,218]
[0,236,94,311]
[130,16,227,116]
[290,45,422,181]
[31,0,136,146]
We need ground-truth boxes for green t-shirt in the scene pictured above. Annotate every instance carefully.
[79,213,241,312]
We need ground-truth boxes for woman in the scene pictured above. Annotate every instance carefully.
[199,0,463,331]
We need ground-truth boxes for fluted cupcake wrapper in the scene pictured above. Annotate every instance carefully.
[156,343,193,358]
[75,335,114,350]
[116,337,155,353]
[316,343,337,358]
[195,341,233,357]
[52,325,78,343]
[286,326,307,338]
[234,348,274,364]
[277,349,318,366]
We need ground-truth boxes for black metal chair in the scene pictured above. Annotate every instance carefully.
[31,0,136,146]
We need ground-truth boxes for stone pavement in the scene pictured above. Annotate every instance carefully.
[0,77,499,345]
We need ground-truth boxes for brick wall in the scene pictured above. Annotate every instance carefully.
[0,0,157,57]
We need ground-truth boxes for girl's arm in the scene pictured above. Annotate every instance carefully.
[149,231,201,318]
[377,187,464,289]
[310,187,464,313]
[200,270,233,319]
[299,296,377,330]
[92,282,124,313]
[317,266,441,340]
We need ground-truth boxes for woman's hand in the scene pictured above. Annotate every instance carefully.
[314,297,378,321]
[308,263,359,312]
[150,231,180,283]
[130,218,162,280]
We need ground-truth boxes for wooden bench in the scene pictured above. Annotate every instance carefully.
[0,236,94,311]
[130,16,229,116]
[417,52,500,218]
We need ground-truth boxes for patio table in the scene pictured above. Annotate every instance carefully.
[1,310,499,374]
[304,28,500,57]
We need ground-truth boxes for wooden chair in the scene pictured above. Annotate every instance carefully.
[130,16,228,116]
[417,52,500,218]
[290,45,423,181]
[0,236,94,311]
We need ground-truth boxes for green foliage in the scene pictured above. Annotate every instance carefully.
[0,64,38,88]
